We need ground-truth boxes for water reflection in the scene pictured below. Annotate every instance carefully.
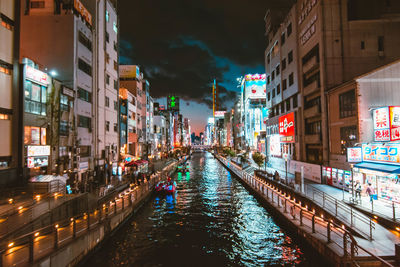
[87,152,310,266]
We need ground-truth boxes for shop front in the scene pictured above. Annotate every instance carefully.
[26,145,50,177]
[322,166,352,190]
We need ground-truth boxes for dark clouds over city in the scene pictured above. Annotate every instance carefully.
[118,0,292,132]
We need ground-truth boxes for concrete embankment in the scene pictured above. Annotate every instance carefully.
[0,158,185,267]
[215,155,397,267]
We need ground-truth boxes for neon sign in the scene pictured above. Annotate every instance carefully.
[347,147,362,163]
[362,143,400,165]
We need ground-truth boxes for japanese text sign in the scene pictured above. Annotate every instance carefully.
[373,107,389,130]
[279,112,295,143]
[390,106,400,141]
[362,143,400,165]
[347,147,362,163]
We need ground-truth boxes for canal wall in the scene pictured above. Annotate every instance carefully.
[215,155,396,267]
[0,159,183,267]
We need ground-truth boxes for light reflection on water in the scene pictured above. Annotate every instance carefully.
[87,152,311,266]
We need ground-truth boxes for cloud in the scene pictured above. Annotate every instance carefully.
[118,0,292,109]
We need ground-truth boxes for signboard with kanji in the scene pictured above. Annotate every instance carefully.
[279,112,295,143]
[347,147,362,163]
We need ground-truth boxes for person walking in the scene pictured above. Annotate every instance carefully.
[355,180,362,202]
[366,183,375,203]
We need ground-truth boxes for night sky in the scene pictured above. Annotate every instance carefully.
[118,0,292,134]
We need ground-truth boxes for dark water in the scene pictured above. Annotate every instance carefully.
[87,152,312,266]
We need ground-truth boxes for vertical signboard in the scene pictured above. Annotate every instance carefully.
[373,107,390,141]
[279,112,295,143]
[390,106,400,141]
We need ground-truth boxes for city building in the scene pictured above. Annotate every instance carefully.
[0,0,21,186]
[326,60,400,199]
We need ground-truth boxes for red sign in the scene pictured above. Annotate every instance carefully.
[25,66,49,85]
[390,106,400,141]
[374,129,390,141]
[373,107,389,130]
[279,112,295,143]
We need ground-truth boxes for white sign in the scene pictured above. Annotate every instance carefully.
[27,145,50,157]
[269,135,281,156]
[25,66,49,85]
[347,147,362,163]
[62,86,74,98]
[79,161,89,170]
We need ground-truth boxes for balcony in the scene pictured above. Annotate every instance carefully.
[302,56,318,74]
[303,79,319,96]
[303,105,321,119]
[304,134,321,144]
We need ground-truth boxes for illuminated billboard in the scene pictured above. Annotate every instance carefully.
[372,106,400,141]
[270,135,281,156]
[347,147,362,163]
[279,112,295,143]
[243,73,266,100]
[119,65,140,79]
[362,143,400,165]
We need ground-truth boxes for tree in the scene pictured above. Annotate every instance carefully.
[252,152,265,169]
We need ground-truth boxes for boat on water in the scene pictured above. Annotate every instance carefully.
[155,180,177,194]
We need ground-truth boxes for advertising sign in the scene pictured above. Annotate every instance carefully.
[373,107,390,129]
[269,135,281,156]
[27,145,50,157]
[27,156,48,168]
[390,106,400,141]
[119,65,140,79]
[74,0,92,26]
[25,66,49,85]
[347,147,362,163]
[244,74,266,100]
[279,112,295,143]
[362,143,400,165]
[214,111,226,118]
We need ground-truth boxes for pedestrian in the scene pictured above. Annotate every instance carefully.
[355,180,362,201]
[366,183,375,203]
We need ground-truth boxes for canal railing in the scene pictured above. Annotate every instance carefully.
[0,159,181,267]
[217,156,395,267]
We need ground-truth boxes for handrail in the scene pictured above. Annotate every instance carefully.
[216,155,395,267]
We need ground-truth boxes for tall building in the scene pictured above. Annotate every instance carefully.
[94,0,119,181]
[0,0,21,186]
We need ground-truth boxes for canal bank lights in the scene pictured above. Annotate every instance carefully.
[8,198,13,204]
[34,232,40,237]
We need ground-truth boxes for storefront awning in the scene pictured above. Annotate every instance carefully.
[354,162,400,174]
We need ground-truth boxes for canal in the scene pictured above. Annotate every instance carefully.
[86,152,315,266]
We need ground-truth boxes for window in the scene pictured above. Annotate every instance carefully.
[24,80,47,115]
[276,64,280,75]
[114,41,118,51]
[114,60,118,71]
[288,50,293,63]
[267,53,270,64]
[282,79,287,90]
[105,31,109,43]
[282,58,286,70]
[1,14,14,30]
[275,106,279,116]
[78,31,92,51]
[378,36,384,52]
[105,96,109,107]
[306,145,322,164]
[286,99,290,111]
[24,126,46,145]
[293,95,298,108]
[267,75,270,84]
[277,84,281,95]
[0,113,10,120]
[106,10,109,22]
[361,41,365,50]
[79,146,91,157]
[106,74,110,85]
[287,23,292,36]
[271,70,275,80]
[78,115,91,129]
[114,123,118,132]
[272,89,275,98]
[289,73,294,86]
[304,96,320,109]
[105,52,110,64]
[267,92,271,101]
[60,94,69,112]
[78,58,92,76]
[281,102,285,113]
[113,21,118,33]
[305,120,321,135]
[78,87,92,103]
[60,121,68,136]
[30,1,45,8]
[340,126,357,154]
[339,89,356,118]
[0,60,12,75]
[106,121,110,131]
[114,101,118,111]
[281,33,285,45]
[114,80,118,90]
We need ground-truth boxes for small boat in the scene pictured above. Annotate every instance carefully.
[164,181,177,194]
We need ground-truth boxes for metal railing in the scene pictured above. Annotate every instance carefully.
[216,155,394,267]
[307,186,375,240]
